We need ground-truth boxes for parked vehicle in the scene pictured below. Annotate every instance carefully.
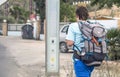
[59,24,73,53]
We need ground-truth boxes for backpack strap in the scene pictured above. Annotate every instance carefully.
[78,22,88,38]
[78,21,92,39]
[78,22,82,31]
[78,22,91,53]
[73,44,81,52]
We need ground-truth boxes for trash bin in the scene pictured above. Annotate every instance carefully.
[21,24,33,39]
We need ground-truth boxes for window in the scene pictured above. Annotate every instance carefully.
[61,25,69,33]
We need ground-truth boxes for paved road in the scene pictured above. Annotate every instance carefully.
[1,36,119,77]
[0,38,18,77]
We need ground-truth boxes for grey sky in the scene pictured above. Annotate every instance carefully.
[0,0,7,6]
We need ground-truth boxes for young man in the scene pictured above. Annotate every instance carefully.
[66,6,94,77]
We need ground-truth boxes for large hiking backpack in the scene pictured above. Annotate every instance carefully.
[74,21,108,67]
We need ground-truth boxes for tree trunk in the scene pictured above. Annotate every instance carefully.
[44,19,46,41]
[2,22,8,36]
[36,20,41,40]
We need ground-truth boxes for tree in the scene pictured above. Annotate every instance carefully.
[33,0,76,22]
[91,0,120,9]
[107,28,120,60]
[10,5,29,23]
[34,0,45,22]
[60,0,76,22]
[62,0,74,4]
[0,0,30,23]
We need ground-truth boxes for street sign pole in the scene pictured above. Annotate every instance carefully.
[46,0,60,77]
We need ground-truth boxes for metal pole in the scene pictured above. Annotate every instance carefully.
[46,0,60,77]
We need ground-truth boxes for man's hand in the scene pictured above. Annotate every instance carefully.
[66,40,74,46]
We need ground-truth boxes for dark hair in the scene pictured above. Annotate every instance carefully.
[76,6,89,20]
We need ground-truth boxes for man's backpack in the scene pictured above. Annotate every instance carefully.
[74,21,108,67]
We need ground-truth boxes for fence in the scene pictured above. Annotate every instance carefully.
[0,23,2,30]
[0,23,24,31]
[0,22,69,32]
[8,24,25,31]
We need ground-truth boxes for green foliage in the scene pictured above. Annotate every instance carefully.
[10,6,29,23]
[34,0,45,22]
[34,0,76,22]
[60,1,76,22]
[7,16,16,23]
[0,16,15,23]
[34,0,75,22]
[107,28,120,60]
[107,28,120,39]
[91,0,120,9]
[86,4,99,12]
[62,0,74,4]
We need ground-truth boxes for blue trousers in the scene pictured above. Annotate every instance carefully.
[74,59,94,77]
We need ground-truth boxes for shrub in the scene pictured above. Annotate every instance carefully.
[107,28,120,60]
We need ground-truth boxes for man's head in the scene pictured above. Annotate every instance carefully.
[76,6,89,21]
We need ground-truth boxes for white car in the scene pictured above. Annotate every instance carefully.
[59,24,73,53]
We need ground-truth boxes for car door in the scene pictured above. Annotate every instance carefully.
[60,25,69,42]
[59,25,69,53]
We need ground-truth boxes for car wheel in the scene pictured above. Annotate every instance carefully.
[60,42,68,53]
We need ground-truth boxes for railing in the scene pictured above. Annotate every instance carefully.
[0,23,2,30]
[0,22,69,31]
[8,24,25,31]
[0,23,25,31]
